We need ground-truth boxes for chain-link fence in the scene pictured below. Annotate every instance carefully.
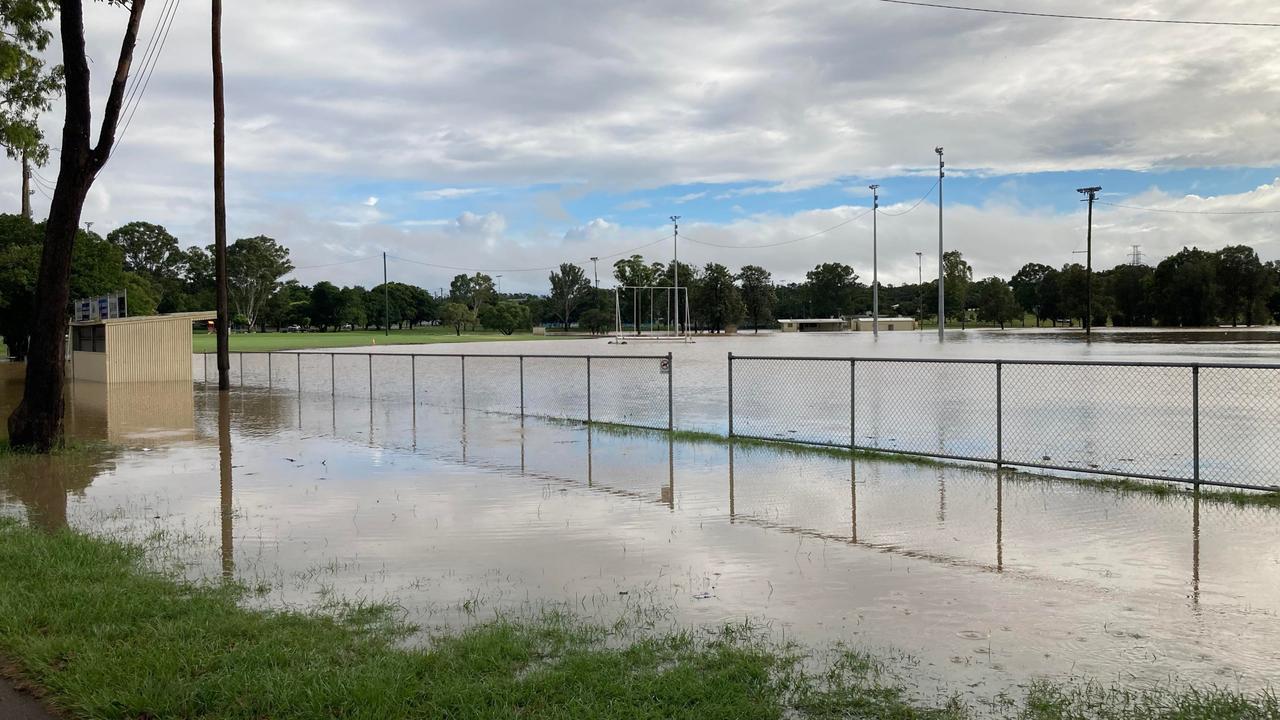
[728,353,1280,492]
[197,351,673,431]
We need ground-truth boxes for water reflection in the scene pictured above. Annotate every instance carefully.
[219,392,234,578]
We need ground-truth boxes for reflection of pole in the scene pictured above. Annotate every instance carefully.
[850,456,857,544]
[587,425,593,487]
[666,434,675,510]
[995,473,1003,572]
[218,392,234,579]
[1191,487,1201,609]
[728,441,736,521]
[937,467,947,522]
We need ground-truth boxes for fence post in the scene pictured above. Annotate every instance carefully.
[203,353,208,383]
[1193,364,1200,485]
[461,355,467,412]
[850,359,857,449]
[586,356,593,423]
[519,356,525,419]
[995,361,1003,468]
[727,353,734,438]
[667,352,674,432]
[239,352,243,388]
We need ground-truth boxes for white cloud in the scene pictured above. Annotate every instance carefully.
[673,192,707,204]
[418,187,492,201]
[363,196,379,206]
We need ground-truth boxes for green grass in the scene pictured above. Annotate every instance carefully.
[0,518,1276,719]
[192,327,566,353]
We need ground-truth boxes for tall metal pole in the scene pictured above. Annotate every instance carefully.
[1076,186,1101,341]
[671,216,681,337]
[213,0,230,391]
[936,147,945,342]
[869,184,880,337]
[382,251,389,336]
[590,257,599,288]
[915,251,923,331]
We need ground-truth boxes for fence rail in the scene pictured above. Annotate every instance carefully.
[199,351,673,432]
[728,353,1280,492]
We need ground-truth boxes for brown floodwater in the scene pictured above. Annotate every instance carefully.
[3,352,1280,706]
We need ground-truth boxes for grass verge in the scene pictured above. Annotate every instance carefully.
[191,328,567,354]
[1,518,1276,719]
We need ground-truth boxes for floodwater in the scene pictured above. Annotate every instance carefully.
[6,330,1280,706]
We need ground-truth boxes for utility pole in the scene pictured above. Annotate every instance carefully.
[212,0,230,391]
[590,257,599,288]
[20,149,31,220]
[382,251,389,335]
[671,216,680,337]
[496,274,503,295]
[1077,186,1101,340]
[869,184,879,337]
[915,251,923,331]
[936,147,945,342]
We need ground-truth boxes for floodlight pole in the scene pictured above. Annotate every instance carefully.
[1077,186,1101,341]
[915,251,923,331]
[936,146,945,342]
[671,216,681,337]
[589,257,599,288]
[869,184,880,337]
[382,251,389,336]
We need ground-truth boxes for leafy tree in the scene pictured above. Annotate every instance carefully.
[120,272,158,316]
[1153,248,1219,327]
[1010,263,1052,326]
[308,281,343,330]
[1107,264,1154,327]
[737,265,775,332]
[548,263,592,328]
[805,262,860,318]
[449,273,495,312]
[226,235,293,331]
[578,307,612,335]
[943,251,972,327]
[440,302,476,336]
[0,213,42,358]
[106,221,182,279]
[478,301,531,335]
[975,276,1017,329]
[0,0,62,217]
[695,262,745,332]
[10,0,150,451]
[1215,245,1270,326]
[259,281,309,331]
[340,286,369,329]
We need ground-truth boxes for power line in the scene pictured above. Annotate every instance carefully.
[877,178,940,217]
[1099,200,1280,216]
[115,0,182,153]
[682,208,874,249]
[875,0,1280,27]
[291,256,382,271]
[384,233,673,275]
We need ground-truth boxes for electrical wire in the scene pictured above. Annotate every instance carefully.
[380,233,673,275]
[114,0,182,153]
[875,0,1280,27]
[877,178,940,217]
[1099,201,1280,216]
[291,256,383,271]
[682,208,874,249]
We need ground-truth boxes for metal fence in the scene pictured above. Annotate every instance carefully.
[728,353,1280,492]
[198,351,674,431]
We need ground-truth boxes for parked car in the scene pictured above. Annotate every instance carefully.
[284,324,302,333]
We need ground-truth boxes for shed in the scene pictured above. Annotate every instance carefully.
[778,318,850,332]
[852,316,918,332]
[69,311,215,383]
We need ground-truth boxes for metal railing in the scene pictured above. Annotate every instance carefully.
[199,351,673,432]
[728,353,1280,492]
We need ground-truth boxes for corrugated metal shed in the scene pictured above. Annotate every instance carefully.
[69,311,215,384]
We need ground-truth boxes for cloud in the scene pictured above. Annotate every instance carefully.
[363,196,379,206]
[673,192,707,204]
[616,198,652,211]
[418,187,491,201]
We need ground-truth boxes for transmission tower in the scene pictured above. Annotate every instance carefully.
[1129,244,1144,266]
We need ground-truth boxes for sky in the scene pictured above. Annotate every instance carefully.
[3,0,1280,293]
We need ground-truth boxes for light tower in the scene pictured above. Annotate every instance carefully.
[670,216,681,336]
[869,184,880,337]
[935,147,945,341]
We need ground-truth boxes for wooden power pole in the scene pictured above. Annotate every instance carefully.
[213,0,230,390]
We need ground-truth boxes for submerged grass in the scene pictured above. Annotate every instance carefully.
[579,420,1280,509]
[1,517,1277,719]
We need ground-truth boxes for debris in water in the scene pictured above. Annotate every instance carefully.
[692,592,713,600]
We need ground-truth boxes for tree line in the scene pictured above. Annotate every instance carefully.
[6,211,1280,360]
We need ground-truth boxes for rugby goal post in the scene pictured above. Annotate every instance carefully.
[611,285,693,342]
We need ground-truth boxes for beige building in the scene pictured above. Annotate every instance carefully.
[70,311,215,384]
[778,318,850,332]
[852,316,918,331]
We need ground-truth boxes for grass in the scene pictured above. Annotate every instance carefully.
[577,420,1280,509]
[191,327,566,353]
[0,518,1277,719]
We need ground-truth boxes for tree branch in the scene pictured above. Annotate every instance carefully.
[91,0,147,168]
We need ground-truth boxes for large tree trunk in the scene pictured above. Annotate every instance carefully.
[7,0,146,451]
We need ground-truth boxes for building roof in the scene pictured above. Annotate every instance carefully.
[778,318,848,324]
[854,316,917,322]
[71,310,217,327]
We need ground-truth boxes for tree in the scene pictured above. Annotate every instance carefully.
[440,302,476,336]
[1010,263,1051,326]
[738,265,775,332]
[339,286,368,329]
[478,301,531,335]
[1215,245,1269,326]
[805,263,860,318]
[578,307,611,335]
[975,276,1017,329]
[695,262,745,332]
[1153,248,1219,327]
[943,251,972,328]
[1107,264,1154,327]
[106,221,182,279]
[548,263,592,329]
[449,273,495,312]
[308,281,343,330]
[225,235,293,331]
[1,0,63,219]
[9,0,149,450]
